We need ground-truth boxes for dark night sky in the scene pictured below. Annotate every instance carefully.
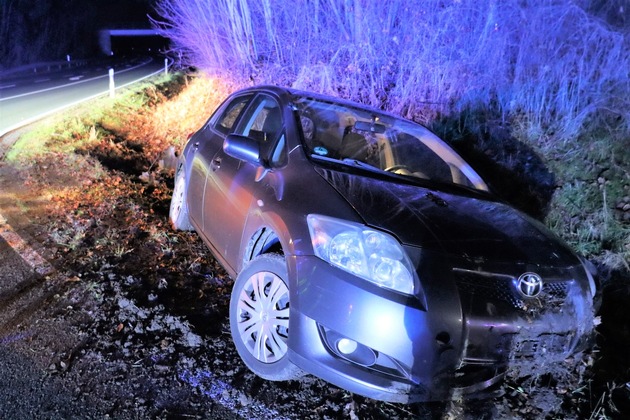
[0,0,161,68]
[95,0,156,28]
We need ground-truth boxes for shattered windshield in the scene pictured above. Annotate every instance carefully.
[294,97,488,191]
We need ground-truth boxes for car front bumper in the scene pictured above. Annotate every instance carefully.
[285,255,594,403]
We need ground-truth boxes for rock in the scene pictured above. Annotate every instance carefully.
[147,320,161,332]
[118,298,132,310]
[238,392,250,406]
[186,332,202,348]
[159,146,178,172]
[139,171,155,185]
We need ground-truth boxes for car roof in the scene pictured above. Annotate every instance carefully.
[235,85,401,121]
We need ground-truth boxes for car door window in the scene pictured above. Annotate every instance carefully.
[236,95,286,166]
[214,95,252,134]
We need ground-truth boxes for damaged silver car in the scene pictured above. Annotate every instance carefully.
[169,85,598,402]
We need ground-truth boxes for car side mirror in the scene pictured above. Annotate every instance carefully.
[224,134,263,166]
[224,134,271,181]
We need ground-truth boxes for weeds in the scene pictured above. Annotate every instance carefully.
[114,244,134,258]
[154,0,629,140]
[48,219,89,251]
[543,125,630,267]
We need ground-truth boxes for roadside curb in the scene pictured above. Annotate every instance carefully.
[0,60,88,79]
[0,213,54,278]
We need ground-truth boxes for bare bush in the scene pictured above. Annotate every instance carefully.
[153,0,629,139]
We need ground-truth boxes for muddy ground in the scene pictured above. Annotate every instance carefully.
[0,108,629,418]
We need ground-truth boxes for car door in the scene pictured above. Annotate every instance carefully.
[202,93,285,271]
[188,94,252,229]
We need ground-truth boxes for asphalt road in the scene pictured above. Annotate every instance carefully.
[0,56,167,136]
[0,199,90,418]
[0,233,105,419]
[0,60,167,417]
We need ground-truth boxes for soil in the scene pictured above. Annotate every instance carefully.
[1,113,629,419]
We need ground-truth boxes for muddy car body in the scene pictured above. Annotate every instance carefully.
[169,85,597,402]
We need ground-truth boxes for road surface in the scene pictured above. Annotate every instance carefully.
[0,56,166,137]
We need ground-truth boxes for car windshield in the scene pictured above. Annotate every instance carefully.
[294,97,488,191]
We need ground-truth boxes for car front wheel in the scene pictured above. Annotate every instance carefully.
[169,163,193,231]
[229,253,303,381]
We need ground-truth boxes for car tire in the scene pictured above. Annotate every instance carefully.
[169,163,193,231]
[229,253,304,381]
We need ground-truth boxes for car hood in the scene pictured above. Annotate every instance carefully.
[316,168,577,266]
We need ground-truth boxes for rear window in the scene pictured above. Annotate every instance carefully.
[214,95,251,134]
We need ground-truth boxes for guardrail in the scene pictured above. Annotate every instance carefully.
[0,59,88,79]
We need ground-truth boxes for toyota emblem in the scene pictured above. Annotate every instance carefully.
[517,272,543,297]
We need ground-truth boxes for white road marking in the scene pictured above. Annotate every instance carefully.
[0,84,16,90]
[68,76,84,81]
[0,213,54,276]
[34,78,51,83]
[0,57,153,102]
[0,60,167,138]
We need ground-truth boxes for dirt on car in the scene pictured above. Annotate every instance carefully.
[0,75,628,419]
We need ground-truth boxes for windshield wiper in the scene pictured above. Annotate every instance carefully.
[311,154,389,176]
[340,158,380,171]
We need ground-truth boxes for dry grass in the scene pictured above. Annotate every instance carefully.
[99,75,238,162]
[153,0,630,140]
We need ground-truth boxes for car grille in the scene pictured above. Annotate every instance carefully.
[453,268,570,311]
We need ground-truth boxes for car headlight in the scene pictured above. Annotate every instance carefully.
[307,214,416,295]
